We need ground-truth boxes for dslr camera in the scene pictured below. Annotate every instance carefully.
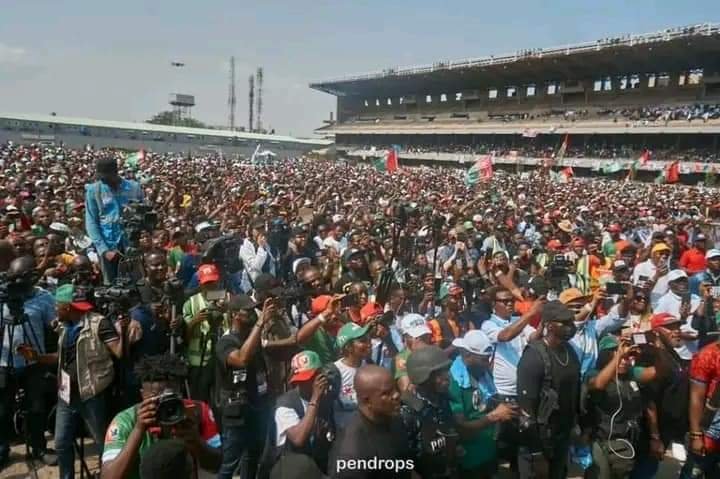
[156,390,186,427]
[202,236,243,274]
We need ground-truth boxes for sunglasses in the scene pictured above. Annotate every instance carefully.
[494,298,515,305]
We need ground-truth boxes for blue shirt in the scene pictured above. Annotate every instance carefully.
[1,289,56,369]
[84,179,144,256]
[130,305,170,357]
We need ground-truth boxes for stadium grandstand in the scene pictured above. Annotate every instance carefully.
[0,112,331,157]
[311,23,720,179]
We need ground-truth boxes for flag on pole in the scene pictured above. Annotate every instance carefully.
[665,160,680,184]
[561,166,574,179]
[555,134,569,161]
[639,149,651,166]
[373,146,400,173]
[601,161,622,174]
[626,160,639,181]
[465,155,493,186]
[250,144,261,164]
[124,149,146,170]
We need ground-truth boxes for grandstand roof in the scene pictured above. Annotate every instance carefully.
[0,112,332,146]
[310,23,720,96]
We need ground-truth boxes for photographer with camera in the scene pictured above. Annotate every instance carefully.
[183,263,228,402]
[101,354,221,479]
[17,282,122,479]
[271,350,337,476]
[214,294,271,479]
[84,157,144,285]
[0,255,57,470]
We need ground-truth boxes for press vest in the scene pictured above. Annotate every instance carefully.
[58,313,115,401]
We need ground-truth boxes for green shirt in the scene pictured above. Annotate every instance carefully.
[303,327,337,365]
[448,371,497,468]
[168,246,185,271]
[102,401,221,479]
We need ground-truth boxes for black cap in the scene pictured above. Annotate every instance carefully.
[254,273,283,296]
[96,157,118,176]
[528,276,548,297]
[541,300,575,324]
[228,294,258,312]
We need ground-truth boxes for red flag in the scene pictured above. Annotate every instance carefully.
[561,166,574,178]
[385,148,398,173]
[665,160,680,184]
[479,155,493,180]
[639,149,651,166]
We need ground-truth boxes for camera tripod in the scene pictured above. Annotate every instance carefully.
[0,300,47,479]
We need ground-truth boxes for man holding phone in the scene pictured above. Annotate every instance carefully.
[654,270,703,360]
[632,242,673,309]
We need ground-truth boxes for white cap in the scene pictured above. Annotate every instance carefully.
[292,257,311,275]
[706,249,720,259]
[49,222,70,234]
[452,330,493,356]
[195,221,217,233]
[667,269,688,282]
[332,214,343,224]
[472,214,482,222]
[400,314,431,338]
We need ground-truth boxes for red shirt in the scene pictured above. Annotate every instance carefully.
[689,343,720,452]
[679,247,707,275]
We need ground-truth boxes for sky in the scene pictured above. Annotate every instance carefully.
[0,1,716,137]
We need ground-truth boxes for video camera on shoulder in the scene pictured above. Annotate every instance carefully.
[0,270,38,322]
[94,278,143,318]
[202,236,243,274]
[121,201,158,244]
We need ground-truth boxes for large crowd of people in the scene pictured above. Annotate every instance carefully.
[345,142,720,164]
[2,140,720,478]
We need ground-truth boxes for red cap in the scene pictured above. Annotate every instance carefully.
[572,237,586,247]
[360,302,383,323]
[197,264,220,285]
[650,313,682,330]
[71,301,94,312]
[608,223,622,233]
[548,239,562,250]
[311,295,333,315]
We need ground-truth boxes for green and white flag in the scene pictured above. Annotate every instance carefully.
[601,161,622,174]
[124,149,146,170]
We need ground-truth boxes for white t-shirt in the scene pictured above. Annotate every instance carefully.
[275,397,309,447]
[334,359,359,428]
[632,260,670,308]
[480,314,536,396]
[653,291,701,360]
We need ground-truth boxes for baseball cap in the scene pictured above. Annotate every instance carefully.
[341,248,364,265]
[289,351,322,384]
[472,214,483,222]
[195,221,218,234]
[598,335,619,352]
[452,330,493,356]
[608,223,622,233]
[706,249,720,259]
[437,282,463,301]
[55,284,93,312]
[650,313,682,330]
[227,294,257,312]
[541,300,575,323]
[547,239,562,250]
[360,302,383,323]
[400,313,431,338]
[613,260,629,272]
[666,269,688,283]
[292,257,311,275]
[463,221,474,231]
[311,295,333,315]
[254,273,283,296]
[197,264,220,285]
[336,322,370,349]
[559,288,588,305]
[695,234,707,242]
[651,243,671,254]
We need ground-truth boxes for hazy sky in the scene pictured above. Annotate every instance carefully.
[1,1,715,137]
